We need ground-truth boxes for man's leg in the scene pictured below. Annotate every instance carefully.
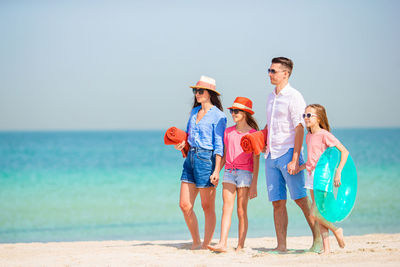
[272,199,288,251]
[266,154,288,251]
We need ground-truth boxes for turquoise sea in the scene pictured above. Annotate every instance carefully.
[1,129,400,243]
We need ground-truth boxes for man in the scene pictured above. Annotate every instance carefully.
[264,57,321,252]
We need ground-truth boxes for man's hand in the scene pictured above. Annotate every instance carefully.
[287,123,304,176]
[287,160,300,175]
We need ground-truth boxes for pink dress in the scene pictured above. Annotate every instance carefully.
[224,126,256,172]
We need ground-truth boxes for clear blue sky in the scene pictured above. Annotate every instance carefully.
[1,0,399,130]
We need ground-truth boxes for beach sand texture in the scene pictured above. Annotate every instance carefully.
[1,234,399,267]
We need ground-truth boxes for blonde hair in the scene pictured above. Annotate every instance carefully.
[306,104,330,133]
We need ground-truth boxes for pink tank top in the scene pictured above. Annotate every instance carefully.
[224,126,256,172]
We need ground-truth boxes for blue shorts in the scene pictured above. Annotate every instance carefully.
[223,169,253,188]
[181,147,215,188]
[265,148,307,202]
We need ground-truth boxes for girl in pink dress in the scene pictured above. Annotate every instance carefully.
[299,104,349,254]
[208,97,260,252]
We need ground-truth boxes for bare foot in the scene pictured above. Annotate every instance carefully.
[272,246,287,253]
[334,228,345,248]
[318,249,331,255]
[191,242,202,250]
[201,244,210,250]
[309,237,323,253]
[235,245,244,252]
[208,244,227,253]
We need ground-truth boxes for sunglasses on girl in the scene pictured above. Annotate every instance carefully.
[192,88,205,95]
[302,113,317,119]
[229,109,241,114]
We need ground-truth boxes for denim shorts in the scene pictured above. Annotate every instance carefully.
[223,169,253,188]
[265,148,307,202]
[181,147,215,188]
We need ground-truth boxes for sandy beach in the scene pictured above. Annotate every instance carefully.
[1,233,399,267]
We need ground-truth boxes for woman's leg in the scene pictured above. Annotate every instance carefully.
[208,183,236,252]
[179,182,201,249]
[312,190,345,249]
[199,186,217,248]
[236,187,250,250]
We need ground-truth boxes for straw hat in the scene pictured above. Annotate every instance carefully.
[190,75,220,95]
[228,97,255,115]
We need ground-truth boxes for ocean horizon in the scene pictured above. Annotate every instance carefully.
[1,128,399,243]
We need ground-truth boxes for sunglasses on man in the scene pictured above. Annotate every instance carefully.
[192,88,205,95]
[267,68,286,74]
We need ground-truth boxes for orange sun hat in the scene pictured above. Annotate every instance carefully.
[227,97,255,115]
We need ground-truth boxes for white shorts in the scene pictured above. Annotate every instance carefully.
[305,170,314,190]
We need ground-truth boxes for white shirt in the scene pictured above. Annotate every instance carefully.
[266,83,306,159]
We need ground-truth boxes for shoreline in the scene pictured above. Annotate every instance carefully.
[1,233,399,266]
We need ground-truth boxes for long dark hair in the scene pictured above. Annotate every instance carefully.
[244,112,259,131]
[192,90,223,111]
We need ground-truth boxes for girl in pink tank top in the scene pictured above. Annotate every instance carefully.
[208,97,260,252]
[299,104,349,254]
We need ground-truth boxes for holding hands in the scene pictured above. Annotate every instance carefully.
[210,171,219,187]
[287,160,300,175]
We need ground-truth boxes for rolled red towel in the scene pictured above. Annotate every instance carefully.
[164,127,190,158]
[240,128,268,155]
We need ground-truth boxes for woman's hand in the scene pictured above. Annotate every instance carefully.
[174,140,186,151]
[209,171,219,187]
[249,181,258,199]
[334,171,342,187]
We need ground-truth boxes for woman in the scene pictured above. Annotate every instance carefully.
[175,75,227,249]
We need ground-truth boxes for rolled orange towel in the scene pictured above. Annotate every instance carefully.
[164,127,190,158]
[240,128,268,155]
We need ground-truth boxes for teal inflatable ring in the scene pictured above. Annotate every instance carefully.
[313,147,357,223]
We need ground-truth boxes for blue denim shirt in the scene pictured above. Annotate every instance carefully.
[186,105,227,157]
